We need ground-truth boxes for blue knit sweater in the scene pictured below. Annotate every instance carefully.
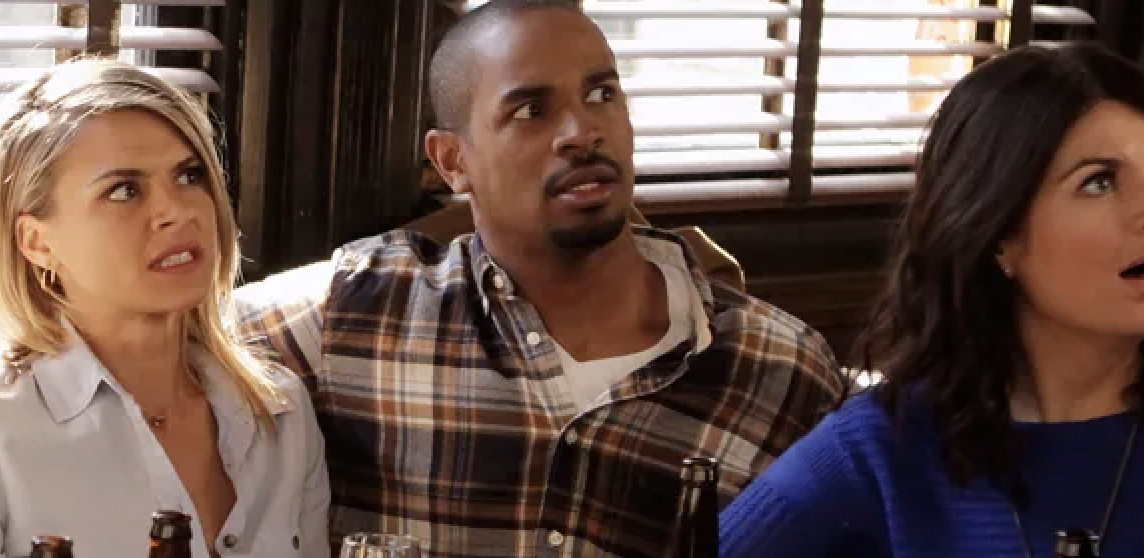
[719,391,1144,557]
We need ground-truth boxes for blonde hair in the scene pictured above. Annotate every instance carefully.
[0,58,280,426]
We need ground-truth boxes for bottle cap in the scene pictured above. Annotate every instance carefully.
[150,510,194,541]
[680,456,720,484]
[1054,529,1099,557]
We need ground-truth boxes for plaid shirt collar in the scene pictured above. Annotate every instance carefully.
[468,226,714,352]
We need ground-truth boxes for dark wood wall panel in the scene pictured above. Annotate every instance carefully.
[749,271,887,366]
[229,0,436,274]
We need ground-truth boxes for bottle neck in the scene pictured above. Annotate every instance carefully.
[677,481,719,557]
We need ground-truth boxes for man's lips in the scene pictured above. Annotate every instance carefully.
[546,162,621,198]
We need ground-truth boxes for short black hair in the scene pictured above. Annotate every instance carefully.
[428,0,583,133]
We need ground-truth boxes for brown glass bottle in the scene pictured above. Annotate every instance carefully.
[28,535,74,558]
[1055,529,1100,557]
[675,456,719,558]
[148,511,193,558]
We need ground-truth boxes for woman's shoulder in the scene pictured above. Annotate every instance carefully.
[781,385,939,484]
[752,390,894,494]
[0,363,46,418]
[188,344,314,423]
[829,385,935,440]
[261,360,307,393]
[762,387,935,495]
[0,353,93,427]
[721,390,899,557]
[828,387,895,437]
[256,360,314,415]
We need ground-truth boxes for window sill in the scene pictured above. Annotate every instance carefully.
[436,171,911,217]
[636,171,913,214]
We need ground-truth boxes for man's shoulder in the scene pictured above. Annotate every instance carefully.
[235,230,469,310]
[706,282,842,391]
[336,228,460,266]
[708,281,828,350]
[327,229,473,293]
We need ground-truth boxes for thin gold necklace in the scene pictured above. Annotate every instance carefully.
[140,363,203,430]
[144,411,170,429]
[1012,417,1139,557]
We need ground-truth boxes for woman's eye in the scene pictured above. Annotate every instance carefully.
[106,182,139,202]
[1079,170,1116,196]
[177,165,207,186]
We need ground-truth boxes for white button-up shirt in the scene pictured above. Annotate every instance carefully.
[0,332,330,558]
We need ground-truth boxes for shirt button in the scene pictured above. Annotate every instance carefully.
[547,530,565,548]
[526,332,542,346]
[222,534,238,548]
[564,430,578,445]
[492,273,506,290]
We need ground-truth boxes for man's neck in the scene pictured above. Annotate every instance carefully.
[486,231,670,361]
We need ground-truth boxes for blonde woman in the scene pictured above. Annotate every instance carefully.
[0,59,329,557]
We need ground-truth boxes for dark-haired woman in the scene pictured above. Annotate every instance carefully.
[720,41,1144,558]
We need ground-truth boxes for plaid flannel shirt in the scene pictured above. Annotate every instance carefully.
[235,226,845,558]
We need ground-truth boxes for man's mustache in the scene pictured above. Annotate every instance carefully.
[543,152,623,197]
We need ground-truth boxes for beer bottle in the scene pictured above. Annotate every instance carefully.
[29,535,74,558]
[1055,529,1100,557]
[148,510,193,558]
[675,456,719,558]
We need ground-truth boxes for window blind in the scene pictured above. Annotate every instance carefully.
[0,0,224,94]
[463,0,1097,208]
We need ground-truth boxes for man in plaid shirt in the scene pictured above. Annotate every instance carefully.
[236,1,846,556]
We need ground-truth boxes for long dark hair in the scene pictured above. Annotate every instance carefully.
[857,42,1144,499]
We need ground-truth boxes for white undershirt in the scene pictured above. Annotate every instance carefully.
[555,261,695,413]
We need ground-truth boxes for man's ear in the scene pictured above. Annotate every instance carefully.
[15,214,52,270]
[425,129,471,194]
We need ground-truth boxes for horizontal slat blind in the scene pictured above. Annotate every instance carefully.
[0,0,222,93]
[463,0,1097,205]
[582,3,1090,22]
[0,64,216,91]
[15,1,224,5]
[0,25,220,49]
[608,39,1004,58]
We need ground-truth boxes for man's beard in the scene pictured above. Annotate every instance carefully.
[548,212,626,257]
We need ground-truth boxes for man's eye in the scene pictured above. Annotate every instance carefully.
[587,85,616,103]
[512,103,541,120]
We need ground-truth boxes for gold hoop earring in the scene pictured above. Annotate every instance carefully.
[33,264,69,312]
[37,265,58,293]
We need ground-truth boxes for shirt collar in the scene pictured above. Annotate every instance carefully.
[470,233,509,315]
[32,322,104,424]
[32,321,295,424]
[468,226,714,352]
